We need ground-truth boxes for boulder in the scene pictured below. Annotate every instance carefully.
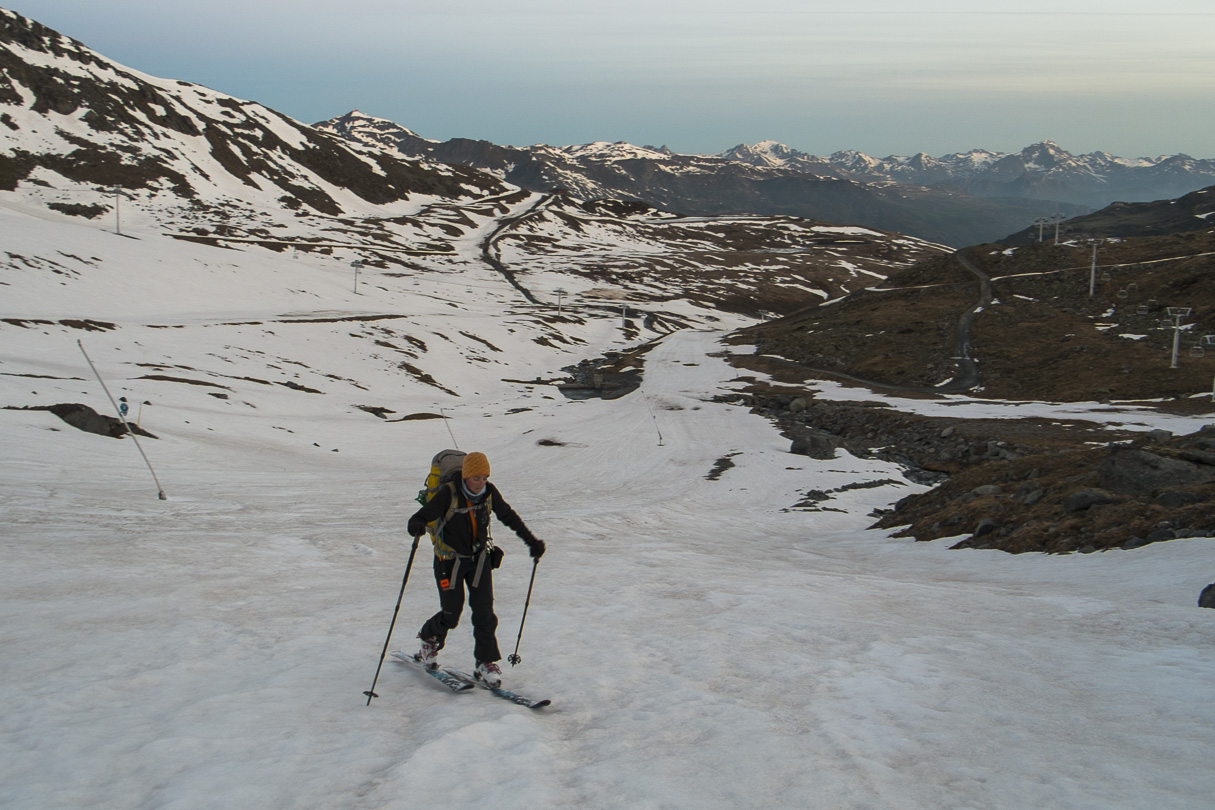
[1096,448,1215,496]
[1200,583,1215,609]
[47,403,126,438]
[973,518,1000,538]
[1020,488,1045,506]
[789,429,840,460]
[1153,490,1201,508]
[1062,488,1118,513]
[1180,450,1215,467]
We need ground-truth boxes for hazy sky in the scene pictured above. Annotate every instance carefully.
[9,1,1215,158]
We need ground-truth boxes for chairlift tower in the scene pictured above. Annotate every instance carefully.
[1166,307,1192,369]
[103,187,130,235]
[1050,212,1067,244]
[1034,217,1049,242]
[1087,238,1104,297]
[1207,336,1215,401]
[351,259,364,294]
[554,287,567,316]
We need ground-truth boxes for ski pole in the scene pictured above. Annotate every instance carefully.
[507,558,539,666]
[364,533,422,705]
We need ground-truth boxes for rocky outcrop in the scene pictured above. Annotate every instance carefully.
[739,389,1214,554]
[1201,583,1215,609]
[870,426,1215,554]
[748,393,1048,482]
[1096,447,1215,496]
[8,403,157,439]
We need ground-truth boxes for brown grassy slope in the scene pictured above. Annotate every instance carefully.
[732,230,1215,405]
[729,253,974,390]
[966,233,1215,402]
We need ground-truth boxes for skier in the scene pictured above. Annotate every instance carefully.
[406,451,545,687]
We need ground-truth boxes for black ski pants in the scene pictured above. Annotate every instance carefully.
[419,553,501,663]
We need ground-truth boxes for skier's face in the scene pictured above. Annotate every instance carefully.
[465,475,488,495]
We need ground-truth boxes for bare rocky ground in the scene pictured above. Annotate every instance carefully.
[723,229,1215,554]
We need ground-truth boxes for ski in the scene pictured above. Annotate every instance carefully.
[391,650,474,693]
[442,667,551,709]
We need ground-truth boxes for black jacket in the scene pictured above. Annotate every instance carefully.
[407,481,536,557]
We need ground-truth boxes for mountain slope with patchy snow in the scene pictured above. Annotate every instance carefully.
[3,9,1215,809]
[3,203,1214,809]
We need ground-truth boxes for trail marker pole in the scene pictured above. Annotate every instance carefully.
[78,340,166,500]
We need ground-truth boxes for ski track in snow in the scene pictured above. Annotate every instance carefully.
[3,211,1215,809]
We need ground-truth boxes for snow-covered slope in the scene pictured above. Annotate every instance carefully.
[3,9,1215,808]
[3,198,1215,809]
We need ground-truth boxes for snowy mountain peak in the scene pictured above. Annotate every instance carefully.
[719,140,814,169]
[312,109,436,150]
[713,137,1215,209]
[0,14,504,223]
[558,141,675,162]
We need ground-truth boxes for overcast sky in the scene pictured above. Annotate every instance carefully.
[9,1,1215,158]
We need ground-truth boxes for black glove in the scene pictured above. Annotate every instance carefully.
[526,538,546,560]
[407,517,426,538]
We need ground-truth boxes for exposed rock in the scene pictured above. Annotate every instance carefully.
[741,382,1215,554]
[1180,449,1215,467]
[38,403,156,438]
[1063,489,1119,513]
[1200,583,1215,609]
[1020,488,1045,506]
[1096,448,1215,496]
[870,426,1215,554]
[973,518,1001,537]
[1154,490,1202,508]
[789,428,840,460]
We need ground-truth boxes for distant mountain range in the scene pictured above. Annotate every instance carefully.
[316,112,1215,247]
[4,2,1213,252]
[720,140,1215,209]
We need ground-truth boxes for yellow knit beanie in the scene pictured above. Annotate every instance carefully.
[462,451,491,478]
